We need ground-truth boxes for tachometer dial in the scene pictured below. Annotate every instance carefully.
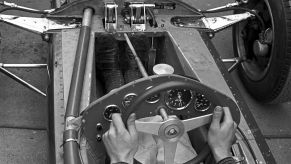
[165,89,193,110]
[194,93,211,112]
[104,105,121,121]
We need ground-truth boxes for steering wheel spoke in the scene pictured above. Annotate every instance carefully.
[182,114,213,132]
[163,141,178,164]
[135,120,163,135]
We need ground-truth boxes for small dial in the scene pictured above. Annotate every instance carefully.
[123,93,137,107]
[165,89,193,110]
[194,93,211,112]
[146,93,160,104]
[104,105,121,121]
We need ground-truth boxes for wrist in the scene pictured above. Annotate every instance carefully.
[211,147,232,162]
[110,153,134,164]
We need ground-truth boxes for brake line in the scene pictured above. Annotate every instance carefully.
[0,7,48,14]
[166,0,204,16]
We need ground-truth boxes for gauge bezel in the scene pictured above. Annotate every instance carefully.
[194,93,211,112]
[122,93,137,108]
[146,93,160,104]
[145,86,160,104]
[103,104,122,121]
[164,89,193,110]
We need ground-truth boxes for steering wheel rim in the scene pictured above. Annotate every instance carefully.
[127,79,239,164]
[81,74,240,164]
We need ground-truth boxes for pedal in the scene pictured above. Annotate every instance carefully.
[104,2,118,32]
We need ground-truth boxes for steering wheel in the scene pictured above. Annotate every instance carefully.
[81,74,240,164]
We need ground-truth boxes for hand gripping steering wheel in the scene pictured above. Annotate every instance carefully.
[81,74,240,164]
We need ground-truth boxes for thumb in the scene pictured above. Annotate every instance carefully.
[127,113,137,136]
[211,106,223,128]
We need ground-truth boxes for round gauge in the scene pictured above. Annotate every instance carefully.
[194,93,211,112]
[103,105,121,121]
[165,89,193,110]
[146,93,160,103]
[122,93,137,107]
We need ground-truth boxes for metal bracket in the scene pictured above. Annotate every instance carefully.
[104,3,118,32]
[171,12,254,32]
[0,14,81,34]
[129,3,153,31]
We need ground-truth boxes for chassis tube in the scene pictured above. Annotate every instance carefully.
[65,8,93,117]
[63,8,93,164]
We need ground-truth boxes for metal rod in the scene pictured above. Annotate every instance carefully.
[63,8,93,164]
[222,58,239,63]
[159,108,169,120]
[0,63,47,68]
[228,58,244,72]
[0,66,46,96]
[124,33,148,77]
[205,2,240,12]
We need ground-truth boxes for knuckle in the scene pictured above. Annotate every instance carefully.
[209,125,217,131]
[226,120,234,125]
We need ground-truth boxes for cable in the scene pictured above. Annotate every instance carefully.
[147,8,158,28]
[0,7,48,14]
[237,126,258,163]
[166,0,204,16]
[201,7,266,31]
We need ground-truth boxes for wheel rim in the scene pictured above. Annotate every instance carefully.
[235,0,274,81]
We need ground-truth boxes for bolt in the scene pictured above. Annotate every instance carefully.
[168,128,177,136]
[42,34,50,42]
[96,123,103,131]
[208,32,215,39]
[96,134,102,141]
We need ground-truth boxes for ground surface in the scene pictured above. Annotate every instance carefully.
[0,0,290,164]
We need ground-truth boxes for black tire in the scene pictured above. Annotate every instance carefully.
[233,0,291,103]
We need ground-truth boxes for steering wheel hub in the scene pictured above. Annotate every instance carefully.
[158,117,185,142]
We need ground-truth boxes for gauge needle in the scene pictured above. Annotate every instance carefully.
[178,92,183,106]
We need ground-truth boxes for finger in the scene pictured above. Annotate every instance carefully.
[233,122,238,130]
[232,134,237,144]
[108,122,116,138]
[222,107,233,123]
[210,106,223,128]
[111,113,126,132]
[102,131,109,144]
[127,113,137,136]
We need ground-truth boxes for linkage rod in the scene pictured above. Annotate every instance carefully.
[0,63,47,68]
[124,33,148,78]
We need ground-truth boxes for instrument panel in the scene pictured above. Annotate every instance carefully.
[103,88,212,121]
